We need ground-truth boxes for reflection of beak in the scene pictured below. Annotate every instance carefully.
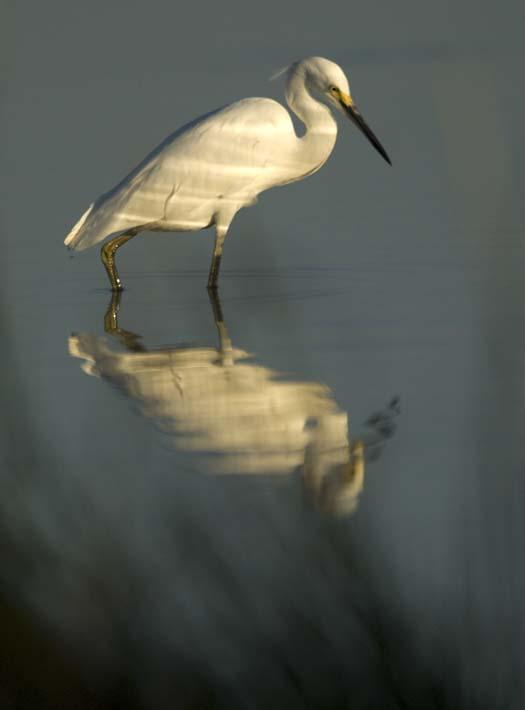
[340,93,391,166]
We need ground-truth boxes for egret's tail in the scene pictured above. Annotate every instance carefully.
[64,203,95,250]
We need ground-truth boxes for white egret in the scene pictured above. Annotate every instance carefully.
[64,56,391,291]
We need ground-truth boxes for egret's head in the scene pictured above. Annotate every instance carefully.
[290,56,391,166]
[297,57,351,106]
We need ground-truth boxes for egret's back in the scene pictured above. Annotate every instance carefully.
[64,99,296,252]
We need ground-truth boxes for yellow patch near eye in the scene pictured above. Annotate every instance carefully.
[339,92,353,107]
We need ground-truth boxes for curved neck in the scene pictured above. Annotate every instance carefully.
[285,72,338,177]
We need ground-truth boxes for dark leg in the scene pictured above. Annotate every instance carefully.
[207,228,226,291]
[207,286,225,325]
[207,287,232,363]
[103,289,121,333]
[100,230,137,291]
[103,290,144,351]
[207,253,222,291]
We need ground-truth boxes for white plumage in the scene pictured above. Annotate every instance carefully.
[65,57,390,290]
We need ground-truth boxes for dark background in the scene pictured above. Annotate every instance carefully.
[1,0,525,707]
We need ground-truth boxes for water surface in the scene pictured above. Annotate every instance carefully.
[2,2,525,706]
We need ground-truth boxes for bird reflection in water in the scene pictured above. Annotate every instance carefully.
[69,292,398,514]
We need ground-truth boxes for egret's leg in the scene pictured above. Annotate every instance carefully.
[100,230,137,291]
[207,288,233,364]
[208,286,225,325]
[103,290,144,351]
[207,227,227,291]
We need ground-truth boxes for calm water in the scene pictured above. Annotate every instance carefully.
[2,1,525,707]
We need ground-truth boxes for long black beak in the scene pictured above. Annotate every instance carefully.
[344,102,391,166]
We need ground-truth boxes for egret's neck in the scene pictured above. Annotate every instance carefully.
[286,77,338,177]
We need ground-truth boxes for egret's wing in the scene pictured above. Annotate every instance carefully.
[65,163,166,251]
[65,100,293,250]
[64,107,224,250]
[165,98,295,197]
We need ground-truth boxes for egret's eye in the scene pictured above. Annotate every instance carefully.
[329,85,339,94]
